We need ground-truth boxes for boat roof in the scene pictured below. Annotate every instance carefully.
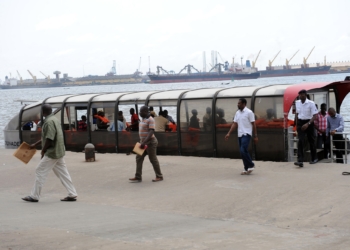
[21,80,350,112]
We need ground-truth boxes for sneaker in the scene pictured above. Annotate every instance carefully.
[247,167,254,174]
[241,171,248,175]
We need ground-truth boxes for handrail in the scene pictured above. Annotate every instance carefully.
[330,132,350,164]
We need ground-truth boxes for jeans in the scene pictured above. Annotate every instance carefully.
[238,134,254,171]
[135,137,163,179]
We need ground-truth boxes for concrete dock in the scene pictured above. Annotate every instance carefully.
[1,149,350,249]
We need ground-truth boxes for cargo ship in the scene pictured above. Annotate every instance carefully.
[258,65,331,78]
[255,48,331,78]
[148,63,260,84]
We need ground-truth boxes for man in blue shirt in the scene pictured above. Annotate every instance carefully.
[326,107,344,163]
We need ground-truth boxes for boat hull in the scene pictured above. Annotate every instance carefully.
[0,83,63,89]
[148,72,260,84]
[259,66,331,78]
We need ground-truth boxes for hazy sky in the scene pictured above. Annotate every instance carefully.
[1,0,349,79]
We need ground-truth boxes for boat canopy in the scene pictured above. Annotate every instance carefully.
[4,80,350,162]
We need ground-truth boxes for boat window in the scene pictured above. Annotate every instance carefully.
[329,89,336,111]
[254,96,284,126]
[90,102,114,131]
[312,93,327,111]
[215,98,251,127]
[180,99,212,131]
[118,104,139,132]
[21,105,41,131]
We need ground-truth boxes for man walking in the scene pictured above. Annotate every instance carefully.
[129,106,163,182]
[326,108,344,163]
[314,103,328,159]
[225,98,258,175]
[22,104,78,202]
[294,89,318,167]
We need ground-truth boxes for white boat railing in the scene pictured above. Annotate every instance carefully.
[330,132,350,164]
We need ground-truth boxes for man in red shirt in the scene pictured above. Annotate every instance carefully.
[129,108,139,131]
[77,115,87,131]
[314,103,328,158]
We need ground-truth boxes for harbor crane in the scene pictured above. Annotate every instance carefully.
[286,50,299,69]
[252,50,261,68]
[178,64,200,74]
[16,70,23,85]
[209,63,225,74]
[303,46,315,68]
[156,66,169,75]
[27,70,37,85]
[40,71,51,83]
[268,50,281,70]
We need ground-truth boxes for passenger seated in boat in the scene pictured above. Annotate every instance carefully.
[216,108,227,124]
[164,110,176,125]
[22,121,33,131]
[110,114,126,131]
[117,111,127,128]
[94,111,110,130]
[127,108,139,131]
[77,115,87,131]
[154,111,170,132]
[149,106,157,118]
[203,107,212,131]
[265,109,276,121]
[189,109,200,129]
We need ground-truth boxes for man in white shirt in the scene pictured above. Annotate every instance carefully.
[294,89,318,167]
[225,98,258,175]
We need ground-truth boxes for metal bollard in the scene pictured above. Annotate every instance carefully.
[85,143,95,162]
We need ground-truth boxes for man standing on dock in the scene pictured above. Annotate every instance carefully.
[22,104,78,202]
[225,98,258,175]
[129,106,163,182]
[294,89,318,167]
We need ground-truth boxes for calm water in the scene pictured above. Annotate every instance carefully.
[1,73,349,148]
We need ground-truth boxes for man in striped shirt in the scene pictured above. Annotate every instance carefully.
[314,103,328,158]
[129,106,163,182]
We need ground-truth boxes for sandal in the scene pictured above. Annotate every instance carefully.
[22,196,38,202]
[60,196,77,202]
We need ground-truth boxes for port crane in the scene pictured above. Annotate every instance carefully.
[209,63,226,74]
[156,66,169,75]
[252,50,261,68]
[16,70,23,85]
[178,64,200,74]
[27,70,37,85]
[286,50,299,69]
[40,71,51,83]
[268,50,281,70]
[303,46,315,68]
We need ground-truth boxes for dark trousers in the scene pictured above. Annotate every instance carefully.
[297,119,316,162]
[316,133,328,158]
[238,134,254,171]
[135,137,163,179]
[325,134,344,163]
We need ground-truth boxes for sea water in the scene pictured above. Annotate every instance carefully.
[1,73,349,148]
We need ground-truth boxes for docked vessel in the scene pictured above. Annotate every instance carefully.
[256,47,331,78]
[4,78,350,162]
[258,65,331,78]
[148,63,260,84]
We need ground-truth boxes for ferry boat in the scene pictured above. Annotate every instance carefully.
[4,79,350,162]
